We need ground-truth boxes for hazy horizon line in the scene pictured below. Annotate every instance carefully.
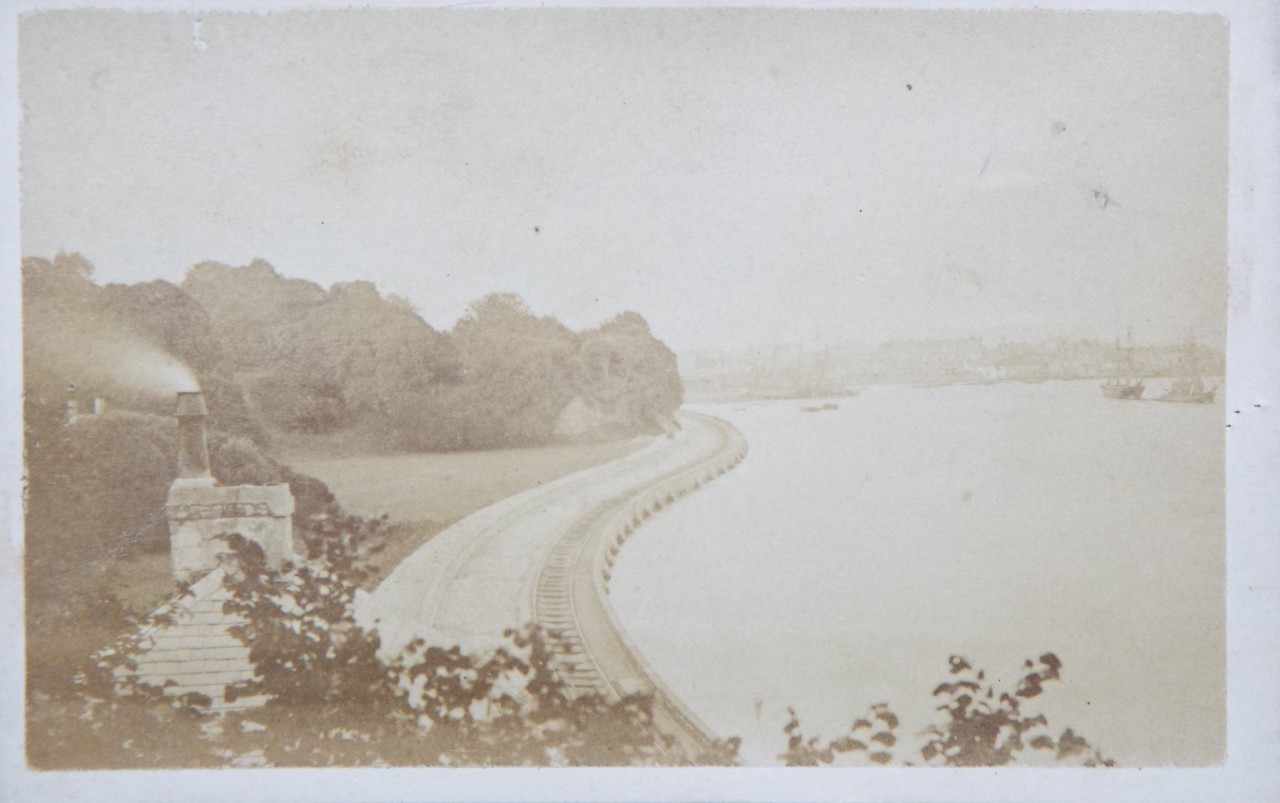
[23,249,1224,357]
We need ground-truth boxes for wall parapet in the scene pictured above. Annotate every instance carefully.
[532,410,748,760]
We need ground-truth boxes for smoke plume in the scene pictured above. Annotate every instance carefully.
[28,318,199,401]
[91,337,200,396]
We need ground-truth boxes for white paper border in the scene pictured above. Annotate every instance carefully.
[1,1,1276,801]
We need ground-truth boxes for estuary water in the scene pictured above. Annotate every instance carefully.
[608,380,1224,766]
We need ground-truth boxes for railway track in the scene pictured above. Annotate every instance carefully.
[367,410,747,761]
[410,417,718,637]
[531,411,749,760]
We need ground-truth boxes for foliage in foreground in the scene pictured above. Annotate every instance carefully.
[29,536,738,769]
[781,653,1114,767]
[30,533,1109,770]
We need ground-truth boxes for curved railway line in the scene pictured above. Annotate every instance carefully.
[365,410,747,760]
[531,411,748,759]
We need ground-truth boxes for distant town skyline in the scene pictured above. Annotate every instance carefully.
[20,10,1227,354]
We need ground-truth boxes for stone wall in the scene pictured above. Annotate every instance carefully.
[166,482,295,583]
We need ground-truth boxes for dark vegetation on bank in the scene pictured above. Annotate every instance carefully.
[22,252,681,725]
[26,252,683,453]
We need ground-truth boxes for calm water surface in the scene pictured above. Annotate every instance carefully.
[609,380,1224,766]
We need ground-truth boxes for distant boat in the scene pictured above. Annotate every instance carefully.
[1101,329,1145,401]
[799,402,839,413]
[1153,377,1216,405]
[1152,341,1217,404]
[1101,378,1145,400]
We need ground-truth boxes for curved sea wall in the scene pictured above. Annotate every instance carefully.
[597,412,749,588]
[530,410,748,757]
[365,409,748,759]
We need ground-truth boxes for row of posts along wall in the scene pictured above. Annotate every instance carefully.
[595,413,749,592]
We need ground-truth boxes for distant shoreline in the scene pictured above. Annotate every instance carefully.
[684,373,1227,405]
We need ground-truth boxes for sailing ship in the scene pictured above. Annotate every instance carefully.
[1155,378,1215,404]
[1101,378,1145,400]
[1101,330,1145,400]
[1152,340,1217,404]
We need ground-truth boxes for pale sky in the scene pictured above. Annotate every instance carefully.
[19,9,1228,354]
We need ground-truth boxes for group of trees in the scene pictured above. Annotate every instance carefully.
[24,253,683,452]
[179,259,683,449]
[22,253,262,439]
[22,254,683,556]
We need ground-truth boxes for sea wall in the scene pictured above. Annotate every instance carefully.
[595,412,748,590]
[572,410,749,753]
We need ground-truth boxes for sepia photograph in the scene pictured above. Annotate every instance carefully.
[3,1,1279,801]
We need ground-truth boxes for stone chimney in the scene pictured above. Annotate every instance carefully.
[174,391,213,487]
[165,391,295,583]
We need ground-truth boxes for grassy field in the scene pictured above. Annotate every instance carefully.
[79,438,647,615]
[286,437,649,588]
